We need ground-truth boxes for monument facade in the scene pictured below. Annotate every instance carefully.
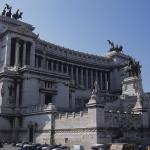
[0,6,150,150]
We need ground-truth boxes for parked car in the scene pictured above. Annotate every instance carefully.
[16,142,23,147]
[40,144,52,150]
[19,145,35,150]
[0,142,3,148]
[52,145,70,150]
[110,143,135,150]
[32,143,42,149]
[71,145,84,150]
[91,144,107,150]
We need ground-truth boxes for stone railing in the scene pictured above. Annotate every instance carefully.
[20,104,55,114]
[55,110,88,120]
[0,106,15,114]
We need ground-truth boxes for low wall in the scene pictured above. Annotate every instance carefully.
[55,111,89,129]
[105,111,142,128]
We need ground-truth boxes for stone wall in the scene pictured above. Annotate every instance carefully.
[21,113,52,143]
[0,116,13,141]
[54,111,96,150]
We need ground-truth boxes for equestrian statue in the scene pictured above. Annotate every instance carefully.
[1,4,23,20]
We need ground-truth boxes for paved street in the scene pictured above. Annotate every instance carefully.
[0,145,18,150]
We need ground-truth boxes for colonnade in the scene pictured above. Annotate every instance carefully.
[35,56,111,90]
[10,38,33,67]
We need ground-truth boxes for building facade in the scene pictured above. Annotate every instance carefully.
[0,15,150,149]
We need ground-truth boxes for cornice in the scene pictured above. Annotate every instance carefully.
[35,39,114,67]
[0,15,34,31]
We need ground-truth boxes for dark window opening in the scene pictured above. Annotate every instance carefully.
[68,65,71,76]
[88,70,91,88]
[37,56,42,68]
[10,38,16,66]
[78,68,81,85]
[58,62,61,72]
[102,72,106,90]
[19,41,23,67]
[48,60,51,70]
[29,126,33,143]
[26,42,31,65]
[83,69,86,87]
[45,94,52,105]
[63,63,66,73]
[53,61,56,71]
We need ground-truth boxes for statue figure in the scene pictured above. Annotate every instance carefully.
[107,40,114,51]
[18,12,23,20]
[12,9,19,19]
[125,58,141,77]
[5,4,12,18]
[107,40,123,52]
[1,4,23,20]
[119,45,123,52]
[2,7,6,16]
[5,3,11,10]
[12,9,23,20]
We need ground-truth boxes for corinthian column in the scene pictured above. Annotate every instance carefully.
[95,70,98,82]
[81,68,84,87]
[91,69,93,88]
[105,72,108,90]
[76,67,79,85]
[61,63,64,72]
[86,69,88,89]
[100,71,102,90]
[71,65,74,80]
[4,34,11,67]
[15,40,20,67]
[66,64,69,73]
[22,42,26,66]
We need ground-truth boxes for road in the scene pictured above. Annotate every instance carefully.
[0,145,18,150]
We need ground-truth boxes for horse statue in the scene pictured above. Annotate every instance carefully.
[107,40,123,53]
[12,9,19,19]
[1,7,6,16]
[5,3,11,10]
[18,12,23,19]
[12,9,23,20]
[107,40,115,51]
[6,5,12,17]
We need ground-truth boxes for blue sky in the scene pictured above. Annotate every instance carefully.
[0,0,150,92]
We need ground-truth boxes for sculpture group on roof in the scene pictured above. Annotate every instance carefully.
[107,40,123,53]
[1,4,23,20]
[125,58,141,77]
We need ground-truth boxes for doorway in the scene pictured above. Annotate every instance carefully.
[29,125,34,143]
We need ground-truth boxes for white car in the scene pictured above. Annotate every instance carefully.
[71,145,84,150]
[91,144,106,150]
